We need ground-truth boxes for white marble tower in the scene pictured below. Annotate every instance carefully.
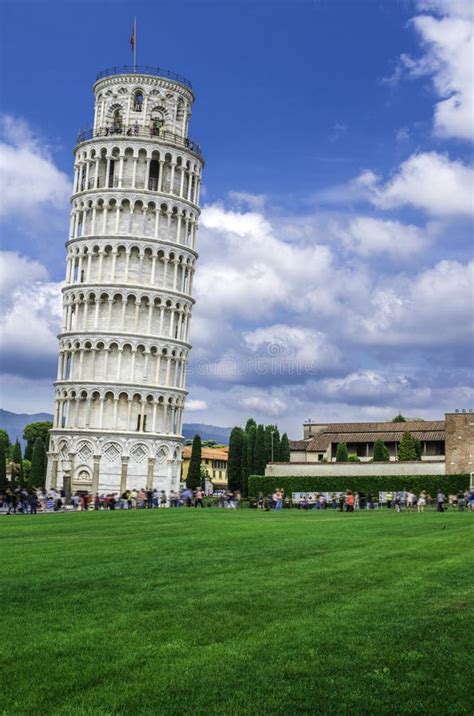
[46,65,203,496]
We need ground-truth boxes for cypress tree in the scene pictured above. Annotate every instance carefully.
[30,437,46,489]
[373,439,390,461]
[272,428,281,462]
[246,424,256,476]
[254,424,266,475]
[245,418,257,433]
[11,439,23,487]
[0,441,7,489]
[398,432,418,461]
[264,424,275,464]
[336,442,348,462]
[241,434,249,497]
[227,427,244,492]
[186,434,202,489]
[280,433,290,462]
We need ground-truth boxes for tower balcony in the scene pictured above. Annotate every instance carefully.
[76,125,202,157]
[95,65,193,90]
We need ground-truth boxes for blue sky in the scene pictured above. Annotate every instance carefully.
[0,0,473,435]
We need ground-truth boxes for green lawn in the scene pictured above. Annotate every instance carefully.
[1,509,473,715]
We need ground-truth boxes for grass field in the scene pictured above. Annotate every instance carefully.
[1,509,473,715]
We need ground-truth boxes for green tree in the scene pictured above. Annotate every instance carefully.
[186,434,202,489]
[392,414,406,423]
[336,442,348,462]
[246,424,257,476]
[373,439,390,461]
[253,424,266,476]
[280,433,290,462]
[22,460,32,487]
[11,439,23,487]
[227,427,244,492]
[398,432,418,461]
[0,429,11,455]
[348,454,360,462]
[414,438,422,460]
[0,441,7,489]
[264,424,278,464]
[30,437,46,489]
[241,435,248,497]
[245,418,257,433]
[23,421,52,461]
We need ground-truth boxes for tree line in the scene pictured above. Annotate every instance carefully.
[0,422,52,490]
[185,419,290,495]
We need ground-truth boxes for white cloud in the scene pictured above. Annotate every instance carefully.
[0,114,70,217]
[410,1,474,141]
[0,251,62,375]
[364,152,474,216]
[358,259,474,346]
[332,216,428,257]
[243,324,342,372]
[239,394,287,417]
[185,399,208,411]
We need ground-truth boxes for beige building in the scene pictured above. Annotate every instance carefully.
[181,446,228,489]
[265,412,473,477]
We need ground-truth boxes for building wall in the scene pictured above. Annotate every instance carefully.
[445,413,474,474]
[266,461,446,478]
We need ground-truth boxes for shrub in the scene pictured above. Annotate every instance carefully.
[247,474,470,498]
[336,443,348,462]
[373,439,390,461]
[348,454,360,462]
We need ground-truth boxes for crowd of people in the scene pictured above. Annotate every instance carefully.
[1,485,473,515]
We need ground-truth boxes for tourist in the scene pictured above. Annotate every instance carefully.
[257,493,264,510]
[386,491,393,509]
[417,492,426,512]
[169,490,178,507]
[29,491,38,515]
[195,488,204,508]
[226,491,236,509]
[436,490,445,513]
[345,491,354,512]
[338,493,345,512]
[468,492,474,512]
[160,490,167,508]
[94,493,101,510]
[457,492,466,512]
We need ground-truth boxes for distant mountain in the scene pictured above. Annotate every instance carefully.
[182,423,231,444]
[0,409,53,446]
[0,409,231,447]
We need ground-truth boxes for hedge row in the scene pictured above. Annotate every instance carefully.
[248,474,471,497]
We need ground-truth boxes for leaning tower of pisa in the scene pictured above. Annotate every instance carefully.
[46,65,203,497]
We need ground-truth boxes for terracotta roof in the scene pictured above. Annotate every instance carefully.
[182,446,228,460]
[299,420,445,452]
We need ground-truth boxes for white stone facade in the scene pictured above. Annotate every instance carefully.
[46,67,203,496]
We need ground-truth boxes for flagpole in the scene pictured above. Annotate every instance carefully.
[133,17,137,72]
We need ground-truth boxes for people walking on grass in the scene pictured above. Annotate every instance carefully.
[194,489,204,508]
[273,488,284,512]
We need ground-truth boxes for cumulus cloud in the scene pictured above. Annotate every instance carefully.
[239,394,287,417]
[0,114,70,217]
[357,259,474,347]
[331,216,428,257]
[0,251,62,377]
[361,152,474,216]
[185,399,208,411]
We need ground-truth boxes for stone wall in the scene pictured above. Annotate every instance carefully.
[265,461,446,478]
[445,413,474,474]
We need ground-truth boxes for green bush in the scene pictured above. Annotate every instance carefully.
[248,474,470,497]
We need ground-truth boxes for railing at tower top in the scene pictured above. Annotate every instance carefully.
[76,125,202,157]
[95,66,193,89]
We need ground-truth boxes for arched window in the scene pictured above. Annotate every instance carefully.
[148,160,160,191]
[133,90,144,112]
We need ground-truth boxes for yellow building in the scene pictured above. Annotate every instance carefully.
[181,446,228,489]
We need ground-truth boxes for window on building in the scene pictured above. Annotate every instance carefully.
[133,90,144,111]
